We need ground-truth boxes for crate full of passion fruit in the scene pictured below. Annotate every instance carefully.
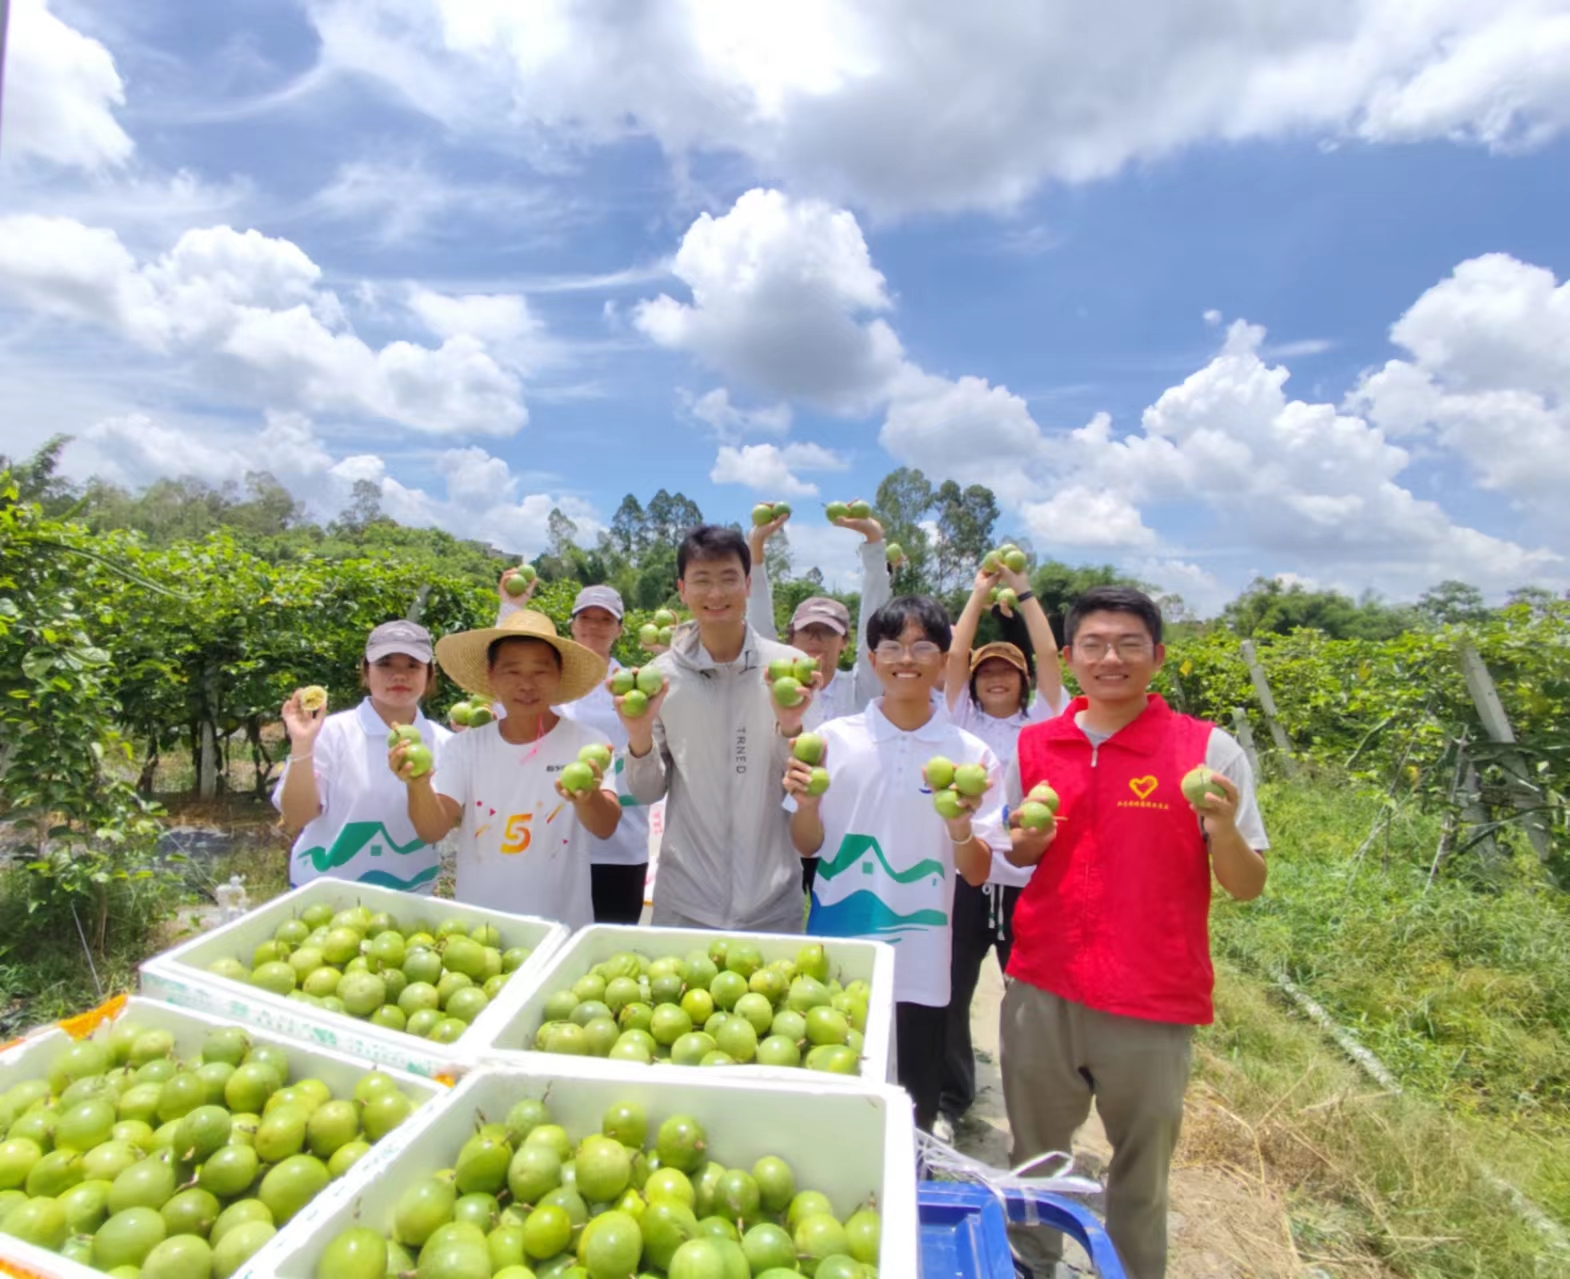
[0,995,439,1279]
[479,925,896,1084]
[264,1061,918,1278]
[139,880,568,1079]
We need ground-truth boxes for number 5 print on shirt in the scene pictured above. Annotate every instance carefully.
[501,812,534,854]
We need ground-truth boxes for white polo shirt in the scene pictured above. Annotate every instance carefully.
[802,700,1009,1007]
[559,659,652,868]
[434,716,612,930]
[275,699,452,894]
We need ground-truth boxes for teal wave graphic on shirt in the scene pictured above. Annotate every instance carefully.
[815,833,944,885]
[295,821,430,873]
[356,865,440,891]
[809,888,946,938]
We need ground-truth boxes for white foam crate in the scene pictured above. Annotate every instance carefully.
[137,879,568,1078]
[0,995,441,1279]
[265,1062,919,1278]
[480,923,897,1084]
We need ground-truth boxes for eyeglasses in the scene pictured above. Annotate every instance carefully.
[873,640,944,661]
[1072,638,1153,661]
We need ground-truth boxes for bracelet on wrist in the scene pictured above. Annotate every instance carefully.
[288,752,314,763]
[949,829,975,846]
[1015,589,1035,604]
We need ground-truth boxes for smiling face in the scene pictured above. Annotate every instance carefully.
[869,619,946,703]
[1064,609,1164,708]
[486,637,564,714]
[677,552,750,630]
[363,654,431,711]
[788,623,848,680]
[570,606,622,659]
[972,656,1025,716]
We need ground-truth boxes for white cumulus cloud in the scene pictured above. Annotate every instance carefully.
[0,216,528,435]
[709,442,849,498]
[304,0,1570,216]
[2,0,133,173]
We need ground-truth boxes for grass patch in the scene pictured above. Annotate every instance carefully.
[1193,964,1567,1278]
[1206,774,1570,1241]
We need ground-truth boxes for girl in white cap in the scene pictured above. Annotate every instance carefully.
[935,561,1066,1142]
[498,577,651,924]
[277,620,451,893]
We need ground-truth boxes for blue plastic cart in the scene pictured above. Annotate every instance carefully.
[918,1181,1127,1278]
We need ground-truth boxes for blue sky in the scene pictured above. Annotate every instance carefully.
[4,0,1569,610]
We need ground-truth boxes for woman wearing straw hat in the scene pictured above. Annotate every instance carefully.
[935,559,1066,1144]
[393,610,620,929]
[277,620,451,894]
[497,577,652,925]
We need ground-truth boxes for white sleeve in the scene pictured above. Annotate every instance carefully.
[1206,729,1270,851]
[274,716,336,811]
[747,558,779,640]
[433,730,472,810]
[849,539,892,710]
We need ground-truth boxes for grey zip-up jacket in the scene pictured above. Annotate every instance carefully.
[625,622,811,931]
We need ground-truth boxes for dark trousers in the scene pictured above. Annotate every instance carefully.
[896,1001,948,1133]
[939,880,1022,1123]
[590,862,647,925]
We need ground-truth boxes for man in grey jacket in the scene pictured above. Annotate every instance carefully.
[620,525,818,932]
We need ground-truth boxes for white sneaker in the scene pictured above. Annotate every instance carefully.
[932,1115,956,1144]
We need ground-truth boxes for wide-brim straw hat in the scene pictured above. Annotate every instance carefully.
[435,609,607,705]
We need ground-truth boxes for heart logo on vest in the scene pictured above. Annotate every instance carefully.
[1128,775,1159,800]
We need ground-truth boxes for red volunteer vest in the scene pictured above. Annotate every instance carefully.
[1008,694,1218,1025]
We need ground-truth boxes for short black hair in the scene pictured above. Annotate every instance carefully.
[487,636,563,670]
[1065,586,1163,647]
[866,596,952,651]
[677,525,750,579]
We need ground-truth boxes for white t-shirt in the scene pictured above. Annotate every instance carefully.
[275,700,452,894]
[802,701,1010,1007]
[434,717,612,929]
[949,693,1065,887]
[559,659,651,868]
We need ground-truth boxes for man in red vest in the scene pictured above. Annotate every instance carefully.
[1002,586,1268,1279]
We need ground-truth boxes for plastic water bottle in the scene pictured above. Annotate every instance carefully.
[215,875,249,923]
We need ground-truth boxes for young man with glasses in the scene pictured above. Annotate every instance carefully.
[1001,586,1269,1279]
[621,525,819,932]
[783,596,1007,1131]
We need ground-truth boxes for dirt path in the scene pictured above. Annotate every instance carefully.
[956,955,1301,1278]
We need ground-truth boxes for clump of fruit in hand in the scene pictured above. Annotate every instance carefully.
[752,501,792,526]
[638,622,661,648]
[982,550,1002,573]
[621,690,649,717]
[953,763,988,796]
[387,724,423,750]
[1026,782,1060,813]
[932,788,965,819]
[984,543,1028,575]
[610,669,637,696]
[448,700,493,728]
[886,542,903,565]
[579,743,613,772]
[559,762,597,795]
[653,608,678,628]
[792,733,825,765]
[1181,765,1227,809]
[613,667,662,717]
[806,767,831,796]
[825,500,849,521]
[636,667,665,697]
[502,564,537,596]
[658,626,673,645]
[925,755,956,789]
[991,586,1019,611]
[847,498,872,519]
[771,677,806,708]
[299,686,328,713]
[401,744,433,778]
